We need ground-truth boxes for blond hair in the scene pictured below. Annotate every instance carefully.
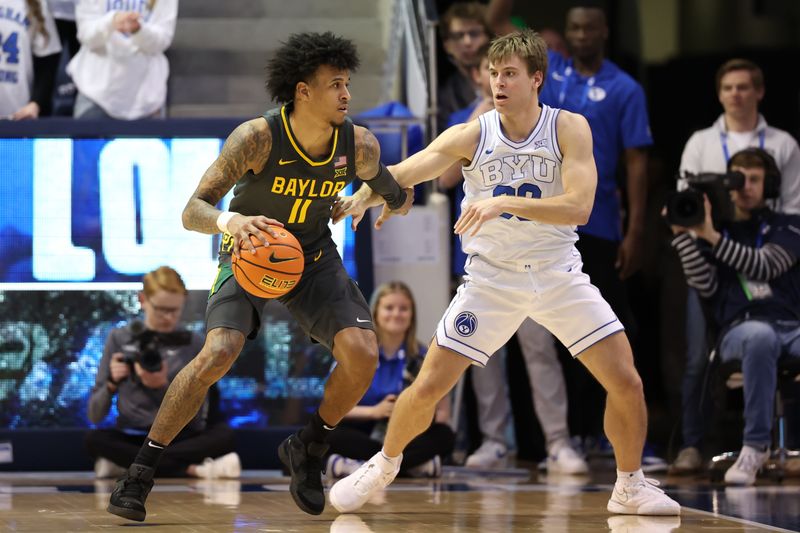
[488,28,548,93]
[25,0,50,43]
[370,281,420,358]
[142,266,187,297]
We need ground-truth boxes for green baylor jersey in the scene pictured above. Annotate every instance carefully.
[219,103,358,262]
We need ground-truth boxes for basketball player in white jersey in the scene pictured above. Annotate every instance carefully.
[330,29,680,516]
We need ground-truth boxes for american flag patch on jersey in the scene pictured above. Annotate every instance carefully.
[334,155,347,168]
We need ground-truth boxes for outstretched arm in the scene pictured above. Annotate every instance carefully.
[455,111,596,235]
[182,118,283,254]
[333,122,478,228]
[354,126,413,212]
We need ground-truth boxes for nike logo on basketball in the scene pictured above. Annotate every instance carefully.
[356,318,371,323]
[147,441,164,449]
[278,158,297,166]
[268,251,297,264]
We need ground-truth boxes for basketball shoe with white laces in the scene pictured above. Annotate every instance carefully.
[329,451,401,513]
[607,476,681,515]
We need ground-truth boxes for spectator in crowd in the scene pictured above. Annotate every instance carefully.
[536,5,656,464]
[46,0,79,115]
[68,0,177,119]
[436,2,491,134]
[439,43,587,474]
[671,58,800,474]
[668,148,800,485]
[0,0,61,119]
[325,281,454,479]
[86,266,240,479]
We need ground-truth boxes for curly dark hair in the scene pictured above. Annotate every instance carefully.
[266,32,360,104]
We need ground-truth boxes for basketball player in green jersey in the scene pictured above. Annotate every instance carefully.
[107,32,412,522]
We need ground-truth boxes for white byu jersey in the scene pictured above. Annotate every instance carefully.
[460,105,578,267]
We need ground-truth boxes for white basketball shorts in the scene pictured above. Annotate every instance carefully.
[435,251,624,366]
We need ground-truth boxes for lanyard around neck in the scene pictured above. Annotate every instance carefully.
[558,61,596,110]
[720,129,765,162]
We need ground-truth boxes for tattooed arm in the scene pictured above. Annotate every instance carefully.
[181,118,283,254]
[333,126,413,230]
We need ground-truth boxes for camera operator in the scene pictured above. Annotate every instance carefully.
[667,149,800,485]
[671,58,800,476]
[86,266,240,479]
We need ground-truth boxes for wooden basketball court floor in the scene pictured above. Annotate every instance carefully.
[1,468,798,532]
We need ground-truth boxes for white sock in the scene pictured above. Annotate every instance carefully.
[380,449,402,469]
[616,468,645,485]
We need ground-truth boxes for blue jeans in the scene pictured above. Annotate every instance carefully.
[719,319,800,448]
[681,289,709,448]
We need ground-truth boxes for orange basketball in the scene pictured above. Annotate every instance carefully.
[231,228,304,298]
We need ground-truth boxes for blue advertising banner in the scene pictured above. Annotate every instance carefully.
[0,137,356,289]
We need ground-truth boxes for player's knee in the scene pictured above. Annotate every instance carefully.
[334,331,379,377]
[608,368,643,399]
[409,377,445,407]
[195,330,244,385]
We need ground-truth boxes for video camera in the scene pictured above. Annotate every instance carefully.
[665,171,745,228]
[121,321,192,373]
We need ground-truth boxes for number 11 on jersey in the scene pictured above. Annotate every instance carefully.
[288,198,312,223]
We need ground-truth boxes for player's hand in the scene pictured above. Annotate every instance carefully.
[372,394,396,419]
[109,352,131,384]
[227,214,284,257]
[332,195,369,231]
[134,361,169,389]
[454,196,505,236]
[615,231,643,280]
[11,102,40,120]
[373,187,414,230]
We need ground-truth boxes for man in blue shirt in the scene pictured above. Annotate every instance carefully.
[538,5,653,447]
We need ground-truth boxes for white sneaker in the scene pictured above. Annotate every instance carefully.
[607,477,681,515]
[196,452,241,479]
[546,445,589,474]
[406,455,442,478]
[607,515,682,532]
[329,451,401,513]
[724,446,767,486]
[464,441,508,468]
[327,454,364,479]
[94,457,126,479]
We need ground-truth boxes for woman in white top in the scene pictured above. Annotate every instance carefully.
[68,0,177,119]
[0,0,62,119]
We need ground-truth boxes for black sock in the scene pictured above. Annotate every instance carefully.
[298,411,335,445]
[133,438,167,469]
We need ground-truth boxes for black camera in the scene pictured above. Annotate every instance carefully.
[665,171,745,228]
[122,321,192,373]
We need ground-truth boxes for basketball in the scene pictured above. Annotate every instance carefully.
[231,228,304,298]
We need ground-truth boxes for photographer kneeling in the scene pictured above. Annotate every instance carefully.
[667,148,800,485]
[86,266,240,479]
